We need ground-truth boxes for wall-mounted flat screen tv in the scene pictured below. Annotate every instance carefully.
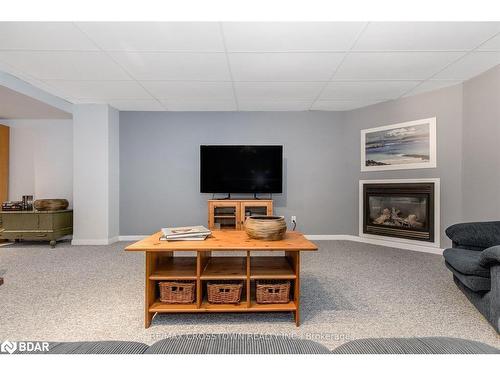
[200,145,283,194]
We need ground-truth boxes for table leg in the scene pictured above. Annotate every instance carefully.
[246,251,251,308]
[145,252,156,328]
[294,252,301,327]
[286,251,301,326]
[197,251,211,308]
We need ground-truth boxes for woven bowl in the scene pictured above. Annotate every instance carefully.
[244,215,287,241]
[34,199,69,211]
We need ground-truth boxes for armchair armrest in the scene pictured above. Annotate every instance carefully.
[446,221,500,251]
[479,245,500,268]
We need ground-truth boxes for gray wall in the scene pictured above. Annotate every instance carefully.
[120,111,345,235]
[462,65,500,221]
[120,72,498,245]
[342,85,464,246]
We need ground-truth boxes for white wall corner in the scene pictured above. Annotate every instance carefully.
[73,104,120,244]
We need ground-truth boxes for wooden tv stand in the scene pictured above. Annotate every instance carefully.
[208,199,273,230]
[125,230,317,328]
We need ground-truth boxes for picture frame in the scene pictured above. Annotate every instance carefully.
[360,117,437,172]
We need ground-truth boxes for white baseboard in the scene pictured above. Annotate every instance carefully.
[117,233,442,254]
[118,235,148,241]
[305,235,355,241]
[306,234,443,255]
[71,236,119,246]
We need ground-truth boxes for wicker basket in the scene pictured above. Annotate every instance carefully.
[207,281,243,304]
[244,215,287,241]
[256,280,291,304]
[159,281,195,304]
[34,199,69,211]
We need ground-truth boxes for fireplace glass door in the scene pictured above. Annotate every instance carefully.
[363,183,434,242]
[368,196,428,230]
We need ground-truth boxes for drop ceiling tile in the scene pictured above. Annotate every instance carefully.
[433,51,500,80]
[403,80,462,97]
[0,22,98,51]
[321,80,419,100]
[76,22,225,52]
[354,22,500,51]
[229,52,344,81]
[108,99,165,111]
[335,52,464,80]
[238,99,312,111]
[44,80,152,100]
[223,22,366,52]
[0,61,75,101]
[311,99,385,111]
[0,51,129,80]
[477,33,500,51]
[159,98,237,111]
[110,52,231,81]
[142,81,234,99]
[234,82,324,100]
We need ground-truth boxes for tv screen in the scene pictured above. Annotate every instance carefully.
[200,145,283,194]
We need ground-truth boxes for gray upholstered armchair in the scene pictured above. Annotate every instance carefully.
[443,221,500,333]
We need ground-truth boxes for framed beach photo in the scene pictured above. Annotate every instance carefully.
[361,118,437,172]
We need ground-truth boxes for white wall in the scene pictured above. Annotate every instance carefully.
[72,104,119,245]
[108,107,120,239]
[0,119,73,204]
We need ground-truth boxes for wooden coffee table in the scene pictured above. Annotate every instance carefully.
[126,230,318,328]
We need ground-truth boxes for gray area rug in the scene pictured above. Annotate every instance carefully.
[0,240,498,350]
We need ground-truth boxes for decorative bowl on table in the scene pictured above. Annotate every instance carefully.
[34,199,69,211]
[244,215,287,241]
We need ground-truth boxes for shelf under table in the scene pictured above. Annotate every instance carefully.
[149,299,296,313]
[150,257,197,280]
[250,256,296,279]
[201,256,246,280]
[149,301,198,313]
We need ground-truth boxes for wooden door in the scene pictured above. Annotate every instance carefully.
[0,124,8,205]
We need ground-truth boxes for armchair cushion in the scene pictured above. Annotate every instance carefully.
[479,245,500,268]
[445,262,491,292]
[443,248,490,277]
[445,221,500,251]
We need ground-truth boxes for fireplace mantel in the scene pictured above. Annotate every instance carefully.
[359,178,440,248]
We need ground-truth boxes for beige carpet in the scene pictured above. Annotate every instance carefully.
[0,240,498,350]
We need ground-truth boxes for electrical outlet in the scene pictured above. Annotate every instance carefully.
[291,216,297,224]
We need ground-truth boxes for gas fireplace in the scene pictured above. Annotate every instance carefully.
[362,182,435,243]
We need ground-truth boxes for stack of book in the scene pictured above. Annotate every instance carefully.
[1,201,24,211]
[160,225,212,241]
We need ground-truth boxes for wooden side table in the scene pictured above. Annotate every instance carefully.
[126,230,318,328]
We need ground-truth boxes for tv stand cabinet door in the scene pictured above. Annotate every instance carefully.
[240,201,273,225]
[208,201,241,230]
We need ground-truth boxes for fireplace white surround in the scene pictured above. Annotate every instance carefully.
[359,178,441,250]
